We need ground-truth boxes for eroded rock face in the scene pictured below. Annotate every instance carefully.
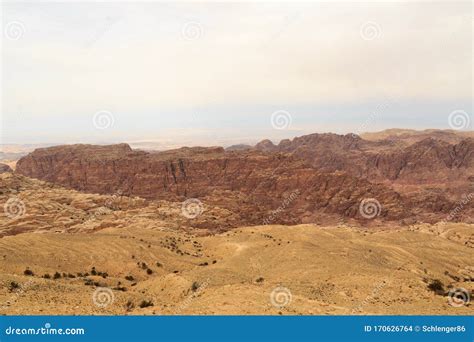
[0,163,13,174]
[254,134,474,186]
[15,134,473,226]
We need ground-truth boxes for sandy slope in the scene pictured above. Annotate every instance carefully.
[0,224,472,315]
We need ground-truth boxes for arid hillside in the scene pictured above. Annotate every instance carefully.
[1,221,472,315]
[0,172,472,315]
[2,130,473,315]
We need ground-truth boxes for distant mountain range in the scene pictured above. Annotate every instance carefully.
[13,129,473,229]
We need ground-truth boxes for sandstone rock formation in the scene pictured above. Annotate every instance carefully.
[0,163,13,174]
[15,131,474,226]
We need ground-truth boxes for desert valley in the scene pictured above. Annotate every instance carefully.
[0,129,472,315]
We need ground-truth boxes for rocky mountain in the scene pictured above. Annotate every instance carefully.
[1,172,472,314]
[360,128,474,145]
[0,163,13,174]
[225,144,252,151]
[254,133,474,191]
[2,130,473,316]
[14,131,474,226]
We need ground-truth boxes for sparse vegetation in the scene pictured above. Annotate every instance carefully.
[9,281,20,291]
[43,274,51,279]
[24,268,34,276]
[125,300,135,312]
[427,279,445,295]
[139,300,154,308]
[255,277,264,283]
[53,272,61,279]
[191,281,200,292]
[146,268,153,275]
[125,275,135,281]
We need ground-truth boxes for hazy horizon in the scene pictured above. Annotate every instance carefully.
[1,1,472,145]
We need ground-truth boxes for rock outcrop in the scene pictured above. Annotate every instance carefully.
[0,163,13,174]
[15,133,474,226]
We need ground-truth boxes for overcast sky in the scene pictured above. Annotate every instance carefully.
[1,1,472,146]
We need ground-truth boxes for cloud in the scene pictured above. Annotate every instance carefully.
[1,1,472,143]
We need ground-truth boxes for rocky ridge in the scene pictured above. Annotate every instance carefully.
[14,132,474,227]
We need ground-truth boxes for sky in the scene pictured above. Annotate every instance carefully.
[1,1,472,147]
